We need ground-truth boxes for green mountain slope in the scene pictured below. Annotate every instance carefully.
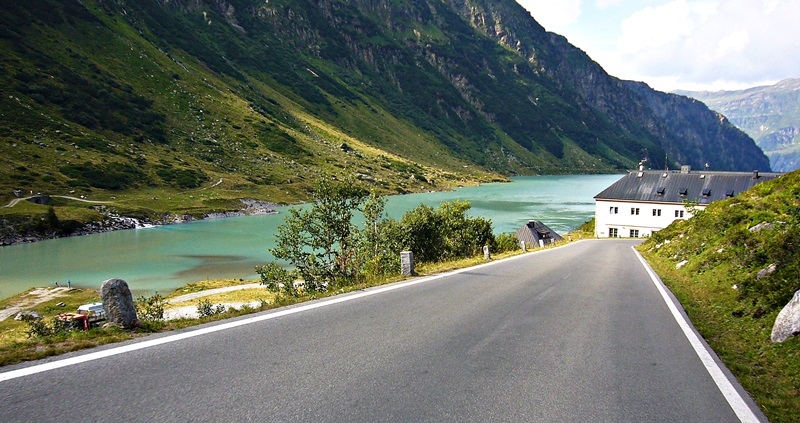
[0,0,770,218]
[676,78,800,172]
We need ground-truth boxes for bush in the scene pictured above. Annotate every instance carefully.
[494,232,520,253]
[59,161,147,190]
[156,166,207,189]
[197,299,226,318]
[136,293,167,321]
[396,201,494,262]
[257,182,501,296]
[25,319,55,338]
[268,178,368,292]
[255,262,297,296]
[25,317,71,338]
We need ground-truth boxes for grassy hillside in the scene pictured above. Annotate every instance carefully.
[0,0,505,215]
[639,170,800,421]
[0,0,770,236]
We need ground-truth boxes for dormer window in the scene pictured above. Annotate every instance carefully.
[702,188,711,197]
[726,190,735,197]
[679,188,688,196]
[656,187,665,195]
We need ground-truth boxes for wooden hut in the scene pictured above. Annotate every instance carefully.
[515,220,563,249]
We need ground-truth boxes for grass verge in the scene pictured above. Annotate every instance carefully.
[641,251,800,423]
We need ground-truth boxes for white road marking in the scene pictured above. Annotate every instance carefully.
[632,247,761,423]
[0,249,537,383]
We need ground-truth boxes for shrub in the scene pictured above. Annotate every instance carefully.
[25,317,71,338]
[197,299,226,318]
[257,183,501,295]
[136,292,167,321]
[255,262,297,296]
[59,161,147,190]
[494,232,520,253]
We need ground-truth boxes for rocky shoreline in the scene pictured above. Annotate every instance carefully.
[0,199,278,246]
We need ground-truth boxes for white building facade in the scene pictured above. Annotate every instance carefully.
[594,167,780,238]
[595,199,697,238]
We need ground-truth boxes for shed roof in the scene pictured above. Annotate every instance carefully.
[515,220,564,245]
[594,170,781,205]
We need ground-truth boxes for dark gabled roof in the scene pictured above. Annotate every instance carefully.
[514,220,564,245]
[594,170,782,205]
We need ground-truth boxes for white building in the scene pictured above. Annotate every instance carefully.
[593,166,781,238]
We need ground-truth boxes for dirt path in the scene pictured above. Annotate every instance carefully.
[0,287,72,321]
[167,283,263,303]
[161,283,265,320]
[2,195,113,208]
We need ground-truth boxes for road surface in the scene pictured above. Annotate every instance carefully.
[0,240,765,422]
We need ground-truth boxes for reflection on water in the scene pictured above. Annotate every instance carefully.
[0,174,622,299]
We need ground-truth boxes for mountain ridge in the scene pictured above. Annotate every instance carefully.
[0,0,770,217]
[675,78,800,172]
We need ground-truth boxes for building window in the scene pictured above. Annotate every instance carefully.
[610,206,618,214]
[631,207,640,215]
[653,209,662,216]
[675,210,684,218]
[609,228,618,237]
[629,229,639,238]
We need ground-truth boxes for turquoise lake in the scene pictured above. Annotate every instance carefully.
[0,174,622,299]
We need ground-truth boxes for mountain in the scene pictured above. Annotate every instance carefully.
[0,0,770,218]
[676,79,800,172]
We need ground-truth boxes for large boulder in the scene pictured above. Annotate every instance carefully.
[771,289,800,343]
[101,278,140,329]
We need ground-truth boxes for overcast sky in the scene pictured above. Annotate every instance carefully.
[515,0,800,92]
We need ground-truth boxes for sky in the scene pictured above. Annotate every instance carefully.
[514,0,800,92]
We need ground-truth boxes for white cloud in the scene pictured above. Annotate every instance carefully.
[515,0,583,31]
[616,1,699,54]
[515,0,800,91]
[714,29,749,59]
[595,0,623,9]
[613,0,800,90]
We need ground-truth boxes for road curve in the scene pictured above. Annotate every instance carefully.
[0,240,765,422]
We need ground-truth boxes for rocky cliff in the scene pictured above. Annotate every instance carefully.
[677,79,800,172]
[0,0,771,211]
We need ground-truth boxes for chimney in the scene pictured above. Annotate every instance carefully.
[753,170,759,179]
[681,165,691,174]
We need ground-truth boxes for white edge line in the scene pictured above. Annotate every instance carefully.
[632,246,760,423]
[1,245,549,383]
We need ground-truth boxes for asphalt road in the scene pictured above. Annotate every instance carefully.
[0,240,765,422]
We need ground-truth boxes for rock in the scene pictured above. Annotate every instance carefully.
[100,278,140,329]
[676,260,689,269]
[757,263,778,280]
[14,311,42,321]
[749,222,774,233]
[772,289,800,343]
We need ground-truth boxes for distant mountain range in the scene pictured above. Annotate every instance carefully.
[676,78,800,172]
[0,0,770,210]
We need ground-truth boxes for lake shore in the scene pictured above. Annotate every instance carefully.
[0,175,621,301]
[0,199,279,247]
